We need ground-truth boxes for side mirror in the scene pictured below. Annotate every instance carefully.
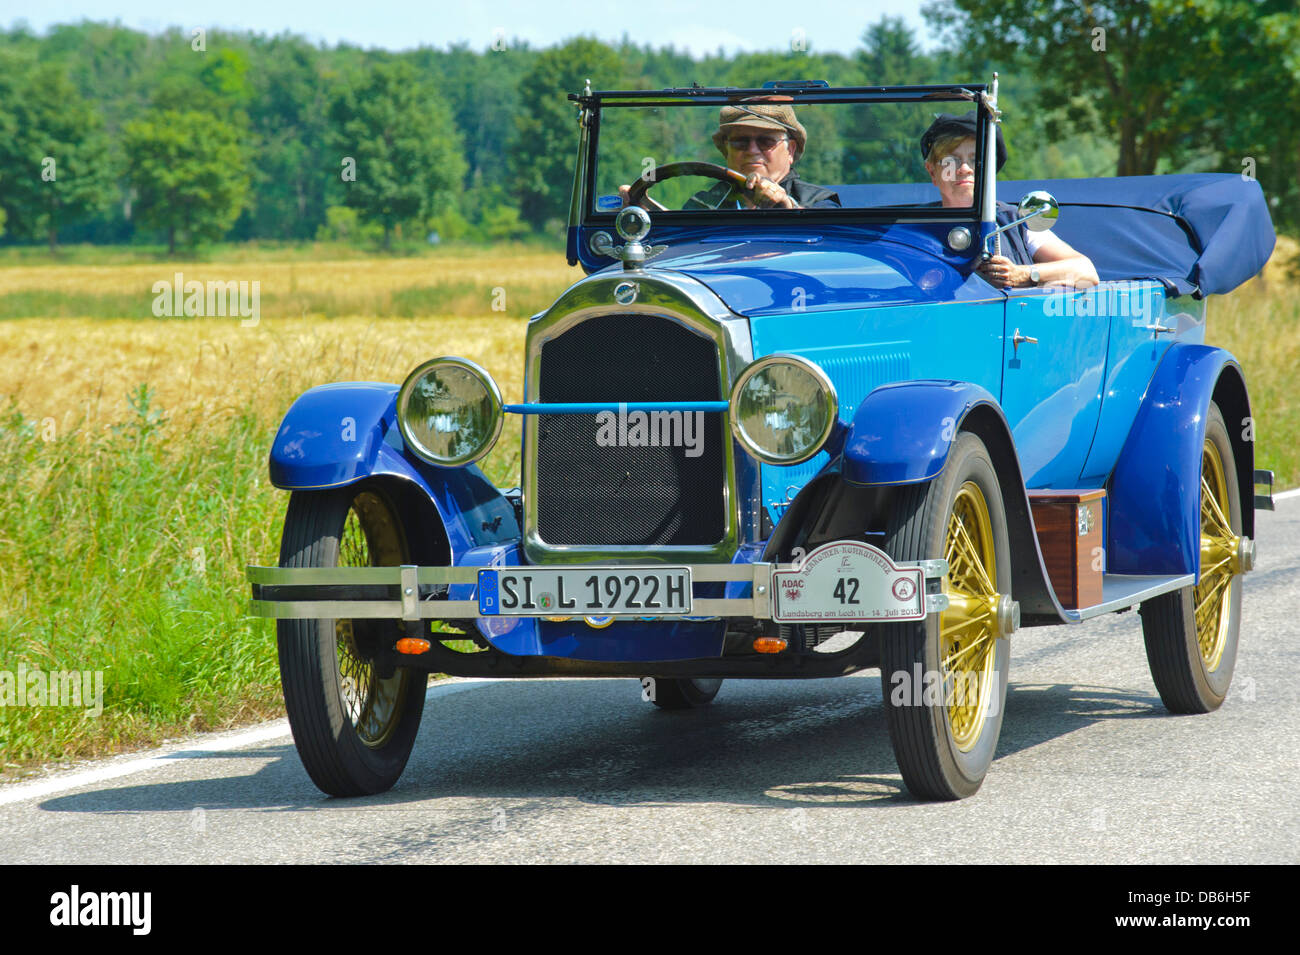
[1017,190,1059,232]
[982,190,1060,258]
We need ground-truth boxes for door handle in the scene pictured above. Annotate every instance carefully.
[1012,328,1038,355]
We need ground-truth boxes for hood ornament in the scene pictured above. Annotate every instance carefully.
[614,206,652,270]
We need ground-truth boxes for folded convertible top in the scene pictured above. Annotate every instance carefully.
[997,174,1276,297]
[834,173,1275,297]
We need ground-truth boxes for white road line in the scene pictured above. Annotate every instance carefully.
[0,678,496,808]
[1272,486,1300,502]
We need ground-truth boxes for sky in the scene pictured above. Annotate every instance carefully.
[2,0,941,56]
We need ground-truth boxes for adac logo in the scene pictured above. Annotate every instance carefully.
[784,586,803,603]
[614,281,639,305]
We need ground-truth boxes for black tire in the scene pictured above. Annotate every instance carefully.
[643,677,722,709]
[277,486,426,796]
[878,432,1012,800]
[1138,402,1242,713]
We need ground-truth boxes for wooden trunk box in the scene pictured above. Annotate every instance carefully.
[1027,489,1105,610]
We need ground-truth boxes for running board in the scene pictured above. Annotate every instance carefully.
[1059,573,1194,623]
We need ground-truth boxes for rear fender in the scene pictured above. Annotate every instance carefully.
[268,382,518,561]
[1108,345,1253,577]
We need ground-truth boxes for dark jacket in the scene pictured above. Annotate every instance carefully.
[684,171,841,210]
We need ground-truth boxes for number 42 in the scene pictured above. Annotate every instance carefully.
[833,578,860,604]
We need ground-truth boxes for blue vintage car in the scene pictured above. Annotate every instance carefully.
[248,79,1276,800]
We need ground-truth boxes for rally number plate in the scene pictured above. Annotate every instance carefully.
[771,540,926,622]
[477,568,692,616]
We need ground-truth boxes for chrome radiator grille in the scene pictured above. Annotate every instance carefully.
[534,313,727,546]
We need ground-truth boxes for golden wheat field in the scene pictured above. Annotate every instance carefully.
[0,250,581,478]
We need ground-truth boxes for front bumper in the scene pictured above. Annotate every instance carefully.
[248,541,954,625]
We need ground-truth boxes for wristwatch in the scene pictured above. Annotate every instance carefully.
[1029,265,1041,285]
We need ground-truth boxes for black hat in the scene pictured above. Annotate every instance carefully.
[919,111,1007,171]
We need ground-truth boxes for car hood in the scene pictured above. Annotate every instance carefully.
[632,233,991,316]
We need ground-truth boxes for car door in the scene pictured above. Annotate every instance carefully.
[1077,280,1188,485]
[999,285,1111,488]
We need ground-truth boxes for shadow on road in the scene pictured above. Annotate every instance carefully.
[37,677,1168,816]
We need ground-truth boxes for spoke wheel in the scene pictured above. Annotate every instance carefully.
[942,483,1000,751]
[1139,402,1243,713]
[1195,440,1235,671]
[879,432,1011,800]
[277,486,427,796]
[335,499,409,748]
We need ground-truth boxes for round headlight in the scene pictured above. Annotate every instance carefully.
[729,354,838,465]
[397,357,504,467]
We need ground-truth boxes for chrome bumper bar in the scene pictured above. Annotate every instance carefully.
[247,555,952,623]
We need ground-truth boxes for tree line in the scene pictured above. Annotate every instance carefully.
[0,1,1294,253]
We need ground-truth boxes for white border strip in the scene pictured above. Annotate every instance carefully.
[0,678,494,808]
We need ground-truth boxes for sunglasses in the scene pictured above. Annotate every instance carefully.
[726,135,788,152]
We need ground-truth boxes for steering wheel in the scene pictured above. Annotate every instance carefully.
[625,161,757,207]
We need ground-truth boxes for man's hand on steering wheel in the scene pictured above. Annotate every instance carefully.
[739,173,797,209]
[618,161,800,210]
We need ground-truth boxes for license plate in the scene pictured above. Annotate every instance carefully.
[477,568,692,616]
[771,540,925,622]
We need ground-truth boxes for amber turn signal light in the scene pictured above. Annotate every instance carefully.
[752,636,788,654]
[395,637,431,655]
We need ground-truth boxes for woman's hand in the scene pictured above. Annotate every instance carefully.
[976,254,1027,288]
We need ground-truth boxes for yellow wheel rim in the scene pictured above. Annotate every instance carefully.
[940,482,1001,752]
[336,499,410,749]
[1196,440,1237,672]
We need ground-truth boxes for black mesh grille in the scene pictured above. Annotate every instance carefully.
[536,313,727,546]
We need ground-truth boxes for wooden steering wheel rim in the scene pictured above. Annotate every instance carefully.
[625,161,752,206]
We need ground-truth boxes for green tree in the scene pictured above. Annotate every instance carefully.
[122,109,250,253]
[925,0,1300,182]
[0,56,116,251]
[328,58,466,249]
[237,35,333,239]
[508,37,623,231]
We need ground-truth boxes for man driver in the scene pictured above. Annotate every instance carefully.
[620,102,840,210]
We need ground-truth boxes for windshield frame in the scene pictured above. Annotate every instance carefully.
[574,84,994,229]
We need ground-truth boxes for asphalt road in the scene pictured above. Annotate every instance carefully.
[2,496,1297,864]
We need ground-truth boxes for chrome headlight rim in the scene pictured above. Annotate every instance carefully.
[728,353,838,466]
[396,356,504,468]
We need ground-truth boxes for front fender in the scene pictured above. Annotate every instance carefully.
[842,380,1003,486]
[268,382,518,559]
[1108,344,1252,577]
[779,384,1073,623]
[270,382,397,490]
